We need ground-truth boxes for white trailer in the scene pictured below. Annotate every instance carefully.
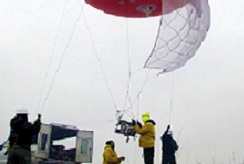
[34,123,93,164]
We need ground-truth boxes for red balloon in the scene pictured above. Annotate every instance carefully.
[85,0,189,18]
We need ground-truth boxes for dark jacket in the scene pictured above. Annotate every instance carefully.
[161,129,178,155]
[9,118,41,147]
[8,117,19,147]
[16,120,41,146]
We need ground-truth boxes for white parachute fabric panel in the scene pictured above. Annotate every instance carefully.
[144,0,210,73]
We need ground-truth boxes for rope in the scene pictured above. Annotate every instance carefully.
[40,0,83,113]
[37,0,69,114]
[81,6,118,112]
[169,72,175,123]
[122,17,133,120]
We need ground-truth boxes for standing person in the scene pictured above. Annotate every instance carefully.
[133,112,156,164]
[7,108,41,164]
[4,116,19,155]
[161,125,178,164]
[102,140,125,164]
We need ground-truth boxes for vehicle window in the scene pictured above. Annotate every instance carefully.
[80,139,88,154]
[39,133,48,150]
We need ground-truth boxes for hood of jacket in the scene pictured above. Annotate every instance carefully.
[145,119,156,125]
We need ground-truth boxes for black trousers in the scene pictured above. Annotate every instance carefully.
[143,147,154,164]
[162,154,176,164]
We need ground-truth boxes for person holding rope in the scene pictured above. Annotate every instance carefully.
[7,108,41,164]
[161,125,178,164]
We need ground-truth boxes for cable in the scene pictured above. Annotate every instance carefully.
[40,0,83,113]
[169,72,175,123]
[81,6,118,112]
[123,70,150,118]
[37,0,69,114]
[122,17,133,120]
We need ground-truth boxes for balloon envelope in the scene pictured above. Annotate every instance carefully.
[84,0,190,18]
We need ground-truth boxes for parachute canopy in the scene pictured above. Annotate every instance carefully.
[144,0,210,73]
[84,0,190,18]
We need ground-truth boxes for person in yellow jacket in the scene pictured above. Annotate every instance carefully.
[102,140,125,164]
[133,112,156,164]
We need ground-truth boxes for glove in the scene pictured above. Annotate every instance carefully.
[118,156,125,162]
[167,124,170,130]
[132,119,136,126]
[137,121,142,128]
[37,114,41,121]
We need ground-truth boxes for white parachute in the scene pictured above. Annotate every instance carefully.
[145,0,210,73]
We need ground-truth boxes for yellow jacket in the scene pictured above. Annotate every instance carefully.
[103,145,120,164]
[135,120,156,148]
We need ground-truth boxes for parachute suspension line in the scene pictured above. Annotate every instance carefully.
[123,67,157,119]
[169,72,175,124]
[81,8,118,112]
[37,0,69,114]
[135,70,150,120]
[123,69,151,118]
[40,1,83,113]
[122,16,133,119]
[136,90,142,121]
[121,1,157,120]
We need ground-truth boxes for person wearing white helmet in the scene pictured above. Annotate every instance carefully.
[7,108,41,164]
[161,125,178,164]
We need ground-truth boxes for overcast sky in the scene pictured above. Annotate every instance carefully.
[1,0,244,164]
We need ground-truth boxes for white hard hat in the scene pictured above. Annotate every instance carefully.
[16,108,29,114]
[167,130,173,136]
